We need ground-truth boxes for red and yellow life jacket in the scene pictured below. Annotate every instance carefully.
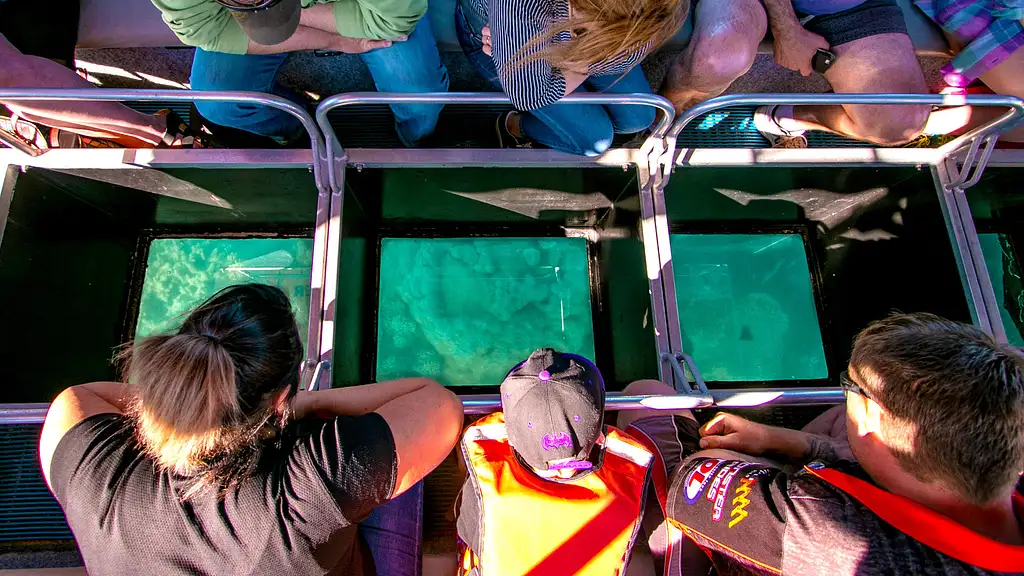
[457,412,654,576]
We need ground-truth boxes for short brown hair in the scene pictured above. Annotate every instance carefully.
[119,284,303,497]
[851,313,1024,505]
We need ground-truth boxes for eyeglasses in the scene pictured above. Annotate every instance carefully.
[839,371,874,401]
[214,0,280,12]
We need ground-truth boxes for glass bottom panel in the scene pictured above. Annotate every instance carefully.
[978,233,1024,347]
[376,237,596,386]
[136,238,313,349]
[670,233,828,381]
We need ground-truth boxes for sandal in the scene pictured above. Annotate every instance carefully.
[753,105,809,149]
[48,109,216,149]
[0,110,49,152]
[495,111,532,149]
[155,109,213,148]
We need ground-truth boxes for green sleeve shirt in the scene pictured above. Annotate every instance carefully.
[150,0,427,54]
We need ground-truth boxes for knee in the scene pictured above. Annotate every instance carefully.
[613,105,656,135]
[853,104,930,145]
[581,130,615,156]
[574,116,615,156]
[194,100,244,129]
[687,20,763,85]
[621,379,677,396]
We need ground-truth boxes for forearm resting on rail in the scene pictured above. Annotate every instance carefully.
[294,378,456,418]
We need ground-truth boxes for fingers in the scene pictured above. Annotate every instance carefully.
[700,412,731,437]
[359,39,393,52]
[699,434,741,451]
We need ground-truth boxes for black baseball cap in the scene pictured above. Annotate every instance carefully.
[501,349,605,472]
[219,0,301,46]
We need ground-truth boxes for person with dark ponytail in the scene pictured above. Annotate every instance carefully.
[39,284,463,576]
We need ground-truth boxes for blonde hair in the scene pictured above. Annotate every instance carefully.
[514,0,687,74]
[120,284,303,498]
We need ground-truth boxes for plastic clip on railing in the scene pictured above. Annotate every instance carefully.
[663,352,710,395]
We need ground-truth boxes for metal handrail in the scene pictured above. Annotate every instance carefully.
[461,387,843,414]
[314,91,675,191]
[0,88,333,392]
[0,88,327,189]
[0,403,50,424]
[664,94,1024,184]
[667,93,1024,142]
[0,388,844,424]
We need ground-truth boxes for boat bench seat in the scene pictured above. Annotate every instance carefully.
[78,0,951,56]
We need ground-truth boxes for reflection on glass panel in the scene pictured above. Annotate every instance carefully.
[977,234,1024,347]
[670,234,828,381]
[377,238,596,386]
[136,238,313,350]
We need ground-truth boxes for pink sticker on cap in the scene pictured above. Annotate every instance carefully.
[538,370,551,381]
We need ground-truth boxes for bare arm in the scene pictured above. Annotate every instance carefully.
[761,0,829,76]
[294,379,464,496]
[245,24,395,54]
[761,0,803,36]
[39,383,135,489]
[698,412,839,465]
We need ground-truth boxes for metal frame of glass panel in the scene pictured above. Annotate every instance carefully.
[2,89,1024,422]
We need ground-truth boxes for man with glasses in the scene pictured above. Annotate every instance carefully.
[152,0,448,146]
[619,313,1024,575]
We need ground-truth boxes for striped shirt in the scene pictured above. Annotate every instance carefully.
[467,0,647,111]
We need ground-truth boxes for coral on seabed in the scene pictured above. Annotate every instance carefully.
[136,238,313,350]
[377,238,596,385]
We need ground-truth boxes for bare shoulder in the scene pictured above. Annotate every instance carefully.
[39,383,133,487]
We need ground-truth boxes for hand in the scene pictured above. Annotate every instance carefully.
[328,34,407,54]
[481,25,492,57]
[699,413,775,454]
[773,26,829,76]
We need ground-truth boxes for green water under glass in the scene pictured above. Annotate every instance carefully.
[670,234,828,382]
[136,238,313,348]
[376,237,596,386]
[978,233,1024,347]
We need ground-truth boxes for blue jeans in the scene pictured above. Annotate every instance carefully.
[190,14,449,146]
[360,481,423,576]
[454,2,655,156]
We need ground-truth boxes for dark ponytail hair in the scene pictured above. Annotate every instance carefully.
[119,284,303,497]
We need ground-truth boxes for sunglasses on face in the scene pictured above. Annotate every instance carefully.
[840,371,874,402]
[214,0,280,11]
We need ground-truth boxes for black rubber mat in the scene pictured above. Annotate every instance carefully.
[0,425,73,544]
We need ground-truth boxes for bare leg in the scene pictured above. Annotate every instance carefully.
[923,47,1024,143]
[660,0,767,112]
[778,33,930,145]
[0,34,168,146]
[615,379,695,431]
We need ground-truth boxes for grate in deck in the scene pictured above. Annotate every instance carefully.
[0,425,73,543]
